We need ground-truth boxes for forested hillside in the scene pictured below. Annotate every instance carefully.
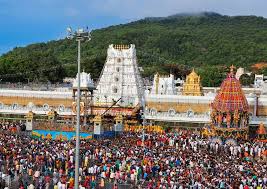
[1,12,267,86]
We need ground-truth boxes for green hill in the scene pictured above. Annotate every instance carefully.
[1,12,267,86]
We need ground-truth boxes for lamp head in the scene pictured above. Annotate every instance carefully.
[78,28,84,33]
[67,27,72,33]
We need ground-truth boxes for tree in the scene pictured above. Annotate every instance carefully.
[239,74,253,86]
[1,13,267,83]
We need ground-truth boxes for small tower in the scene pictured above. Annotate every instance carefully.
[25,111,35,131]
[72,71,95,125]
[47,109,58,123]
[94,44,144,108]
[182,69,203,96]
[93,115,103,135]
[114,114,124,132]
[151,73,176,95]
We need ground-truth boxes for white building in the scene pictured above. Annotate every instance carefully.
[94,44,144,107]
[73,71,94,89]
[254,74,267,94]
[235,67,245,80]
[150,73,177,95]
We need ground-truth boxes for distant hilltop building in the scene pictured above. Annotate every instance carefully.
[94,44,144,108]
[254,74,267,87]
[182,69,203,96]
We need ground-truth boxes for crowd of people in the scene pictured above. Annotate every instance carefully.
[0,130,266,189]
[0,121,26,132]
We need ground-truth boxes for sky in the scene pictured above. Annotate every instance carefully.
[0,0,267,55]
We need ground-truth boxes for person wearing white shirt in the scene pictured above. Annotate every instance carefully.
[250,147,254,156]
[230,146,234,156]
[258,147,261,157]
[57,181,62,189]
[70,155,73,163]
[61,183,66,189]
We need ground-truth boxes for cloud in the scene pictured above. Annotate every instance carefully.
[90,0,267,19]
[1,0,267,55]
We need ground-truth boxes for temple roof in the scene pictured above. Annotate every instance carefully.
[212,66,249,113]
[73,71,94,89]
[187,68,199,79]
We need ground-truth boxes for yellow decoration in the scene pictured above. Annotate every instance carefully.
[46,133,52,140]
[55,133,67,141]
[182,69,203,96]
[25,111,35,119]
[113,44,130,50]
[124,124,163,133]
[115,114,123,122]
[32,131,41,137]
[72,102,85,115]
[93,115,102,123]
[47,110,58,120]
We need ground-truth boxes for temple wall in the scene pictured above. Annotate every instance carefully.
[258,106,267,116]
[0,87,266,118]
[258,97,267,116]
[0,96,72,107]
[146,101,210,113]
[146,94,267,117]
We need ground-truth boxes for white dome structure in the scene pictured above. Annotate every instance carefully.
[72,71,94,89]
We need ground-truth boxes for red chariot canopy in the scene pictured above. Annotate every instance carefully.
[212,69,248,113]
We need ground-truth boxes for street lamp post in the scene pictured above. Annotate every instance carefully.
[67,27,91,189]
[141,97,146,147]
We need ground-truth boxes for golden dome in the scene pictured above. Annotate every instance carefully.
[187,68,199,79]
[182,68,203,96]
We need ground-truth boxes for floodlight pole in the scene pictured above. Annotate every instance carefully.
[142,112,145,146]
[67,27,90,189]
[141,98,146,147]
[75,38,81,189]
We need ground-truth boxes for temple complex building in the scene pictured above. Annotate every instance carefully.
[144,67,267,126]
[0,44,266,128]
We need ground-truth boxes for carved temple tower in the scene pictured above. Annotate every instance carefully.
[182,69,203,96]
[94,44,144,110]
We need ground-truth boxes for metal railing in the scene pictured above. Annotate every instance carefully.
[6,174,144,189]
[0,130,31,137]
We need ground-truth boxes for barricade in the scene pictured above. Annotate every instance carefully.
[94,131,116,139]
[0,130,31,137]
[5,173,145,189]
